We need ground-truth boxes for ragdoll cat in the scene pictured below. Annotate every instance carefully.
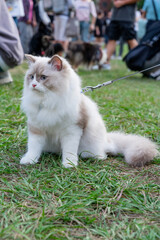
[20,54,158,168]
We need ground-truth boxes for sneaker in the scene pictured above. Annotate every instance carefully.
[92,65,99,70]
[111,55,116,60]
[101,63,111,70]
[0,71,13,85]
[117,56,122,60]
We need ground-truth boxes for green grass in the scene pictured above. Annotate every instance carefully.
[0,59,160,240]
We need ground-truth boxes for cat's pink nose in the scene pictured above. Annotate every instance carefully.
[32,84,36,88]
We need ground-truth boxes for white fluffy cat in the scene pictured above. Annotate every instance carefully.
[20,54,158,168]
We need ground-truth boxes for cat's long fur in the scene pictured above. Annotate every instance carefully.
[20,55,158,168]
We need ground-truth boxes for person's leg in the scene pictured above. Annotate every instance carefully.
[122,21,138,50]
[127,39,138,49]
[0,54,13,84]
[118,36,124,58]
[106,40,117,63]
[81,21,90,42]
[102,21,120,69]
[0,70,13,84]
[54,16,59,41]
[13,17,18,26]
[58,16,69,51]
[54,16,68,51]
[18,22,33,54]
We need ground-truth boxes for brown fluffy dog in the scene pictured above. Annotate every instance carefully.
[66,42,107,70]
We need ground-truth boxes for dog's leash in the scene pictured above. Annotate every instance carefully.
[81,63,160,93]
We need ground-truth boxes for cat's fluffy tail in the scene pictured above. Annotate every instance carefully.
[106,132,159,167]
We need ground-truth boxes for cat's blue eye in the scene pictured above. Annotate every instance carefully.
[40,75,47,80]
[30,75,34,80]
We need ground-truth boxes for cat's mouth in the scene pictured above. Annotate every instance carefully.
[31,86,42,93]
[32,86,39,91]
[31,87,46,94]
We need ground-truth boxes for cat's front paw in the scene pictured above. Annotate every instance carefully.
[62,161,78,168]
[20,155,38,165]
[62,156,78,168]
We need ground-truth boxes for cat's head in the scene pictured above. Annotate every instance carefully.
[24,54,72,94]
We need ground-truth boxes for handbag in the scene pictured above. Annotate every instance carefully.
[65,12,80,38]
[123,22,160,71]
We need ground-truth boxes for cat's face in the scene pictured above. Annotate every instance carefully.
[25,55,69,94]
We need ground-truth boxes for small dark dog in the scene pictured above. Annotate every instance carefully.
[66,42,107,70]
[29,22,53,56]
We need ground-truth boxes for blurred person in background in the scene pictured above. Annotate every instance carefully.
[137,9,147,42]
[6,0,24,26]
[38,0,74,51]
[38,0,54,29]
[141,0,160,31]
[0,0,24,84]
[94,10,106,45]
[103,0,138,70]
[53,0,74,51]
[74,0,97,42]
[18,0,37,53]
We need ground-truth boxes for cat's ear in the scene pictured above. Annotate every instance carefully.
[48,55,62,71]
[25,54,36,65]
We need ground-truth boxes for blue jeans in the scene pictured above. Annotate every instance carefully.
[18,21,33,53]
[80,21,90,42]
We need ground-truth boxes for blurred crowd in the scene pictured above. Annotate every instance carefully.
[5,0,151,56]
[0,0,160,84]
